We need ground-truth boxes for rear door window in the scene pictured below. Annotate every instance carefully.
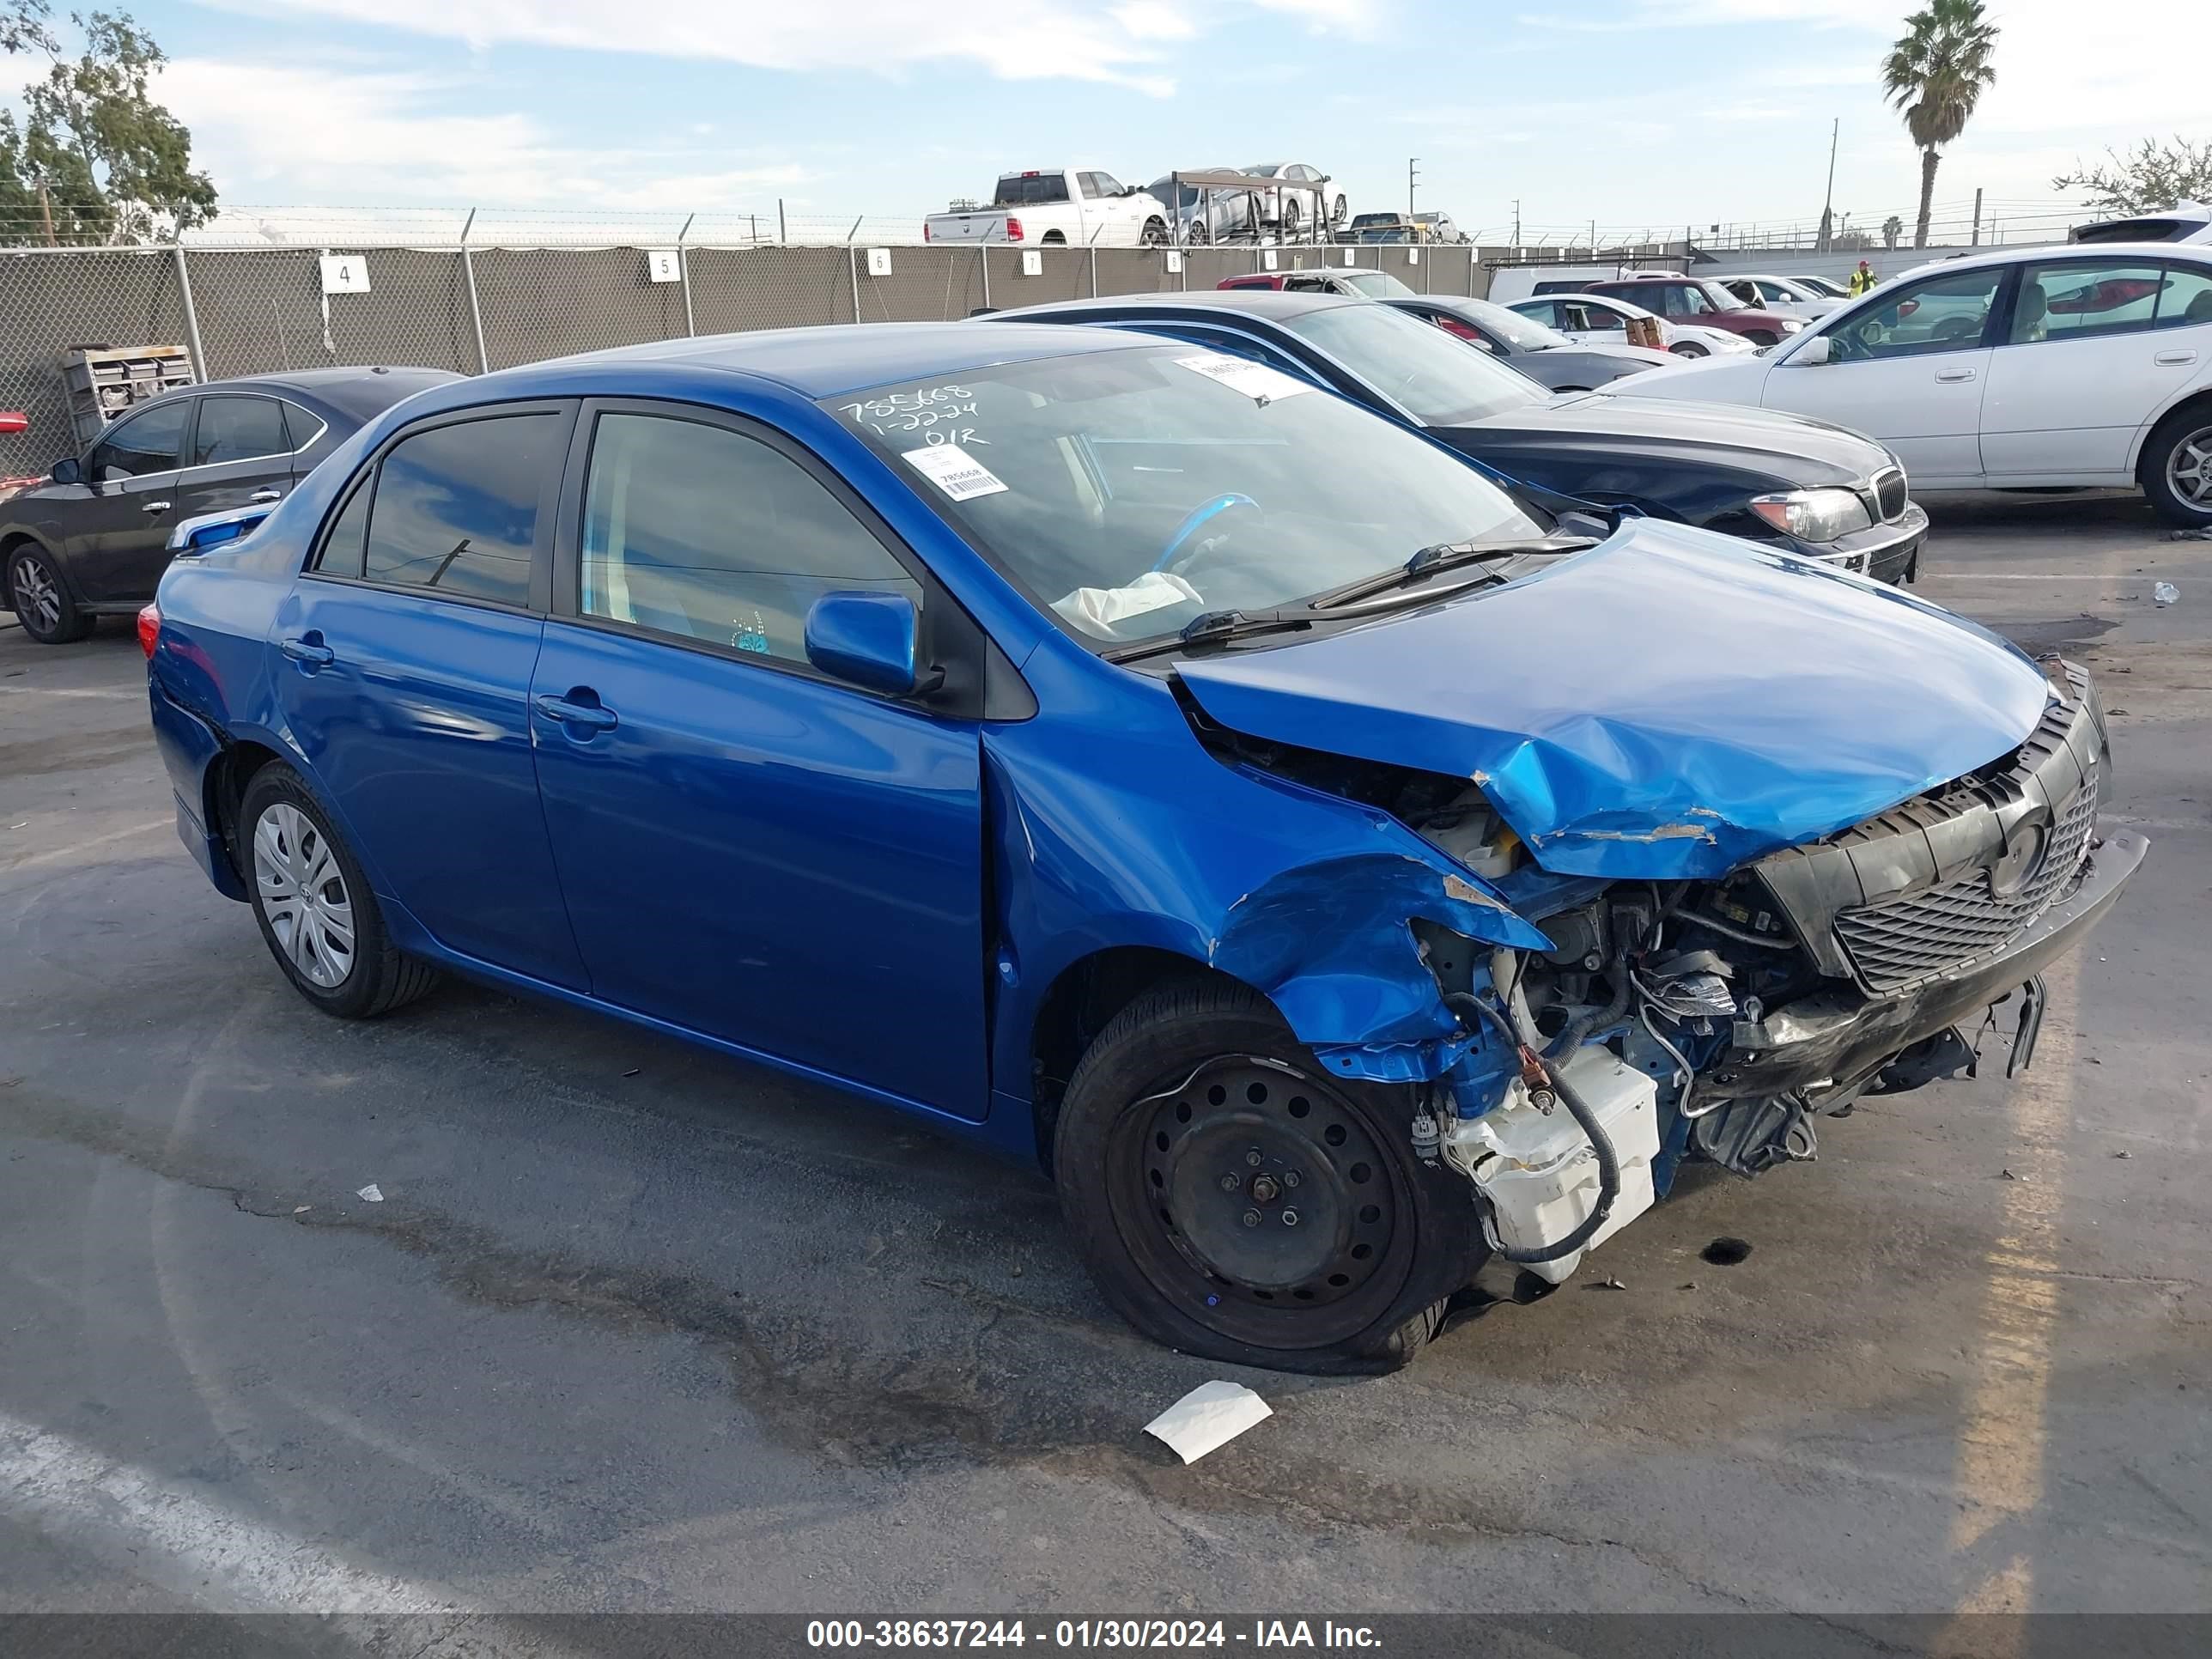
[356,414,562,605]
[2154,263,2212,330]
[2014,259,2168,343]
[189,395,289,466]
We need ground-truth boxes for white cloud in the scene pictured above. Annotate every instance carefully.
[156,58,810,226]
[185,0,1349,97]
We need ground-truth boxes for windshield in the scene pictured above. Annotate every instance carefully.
[1337,270,1416,298]
[824,344,1549,649]
[1282,303,1548,424]
[1794,275,1847,297]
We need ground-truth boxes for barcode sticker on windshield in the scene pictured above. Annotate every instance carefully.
[902,444,1009,501]
[1176,354,1310,404]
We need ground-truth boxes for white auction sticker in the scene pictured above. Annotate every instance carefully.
[902,443,1009,501]
[1176,353,1310,405]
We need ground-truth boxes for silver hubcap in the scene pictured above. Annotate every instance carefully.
[252,803,356,988]
[9,555,62,632]
[2169,426,2212,507]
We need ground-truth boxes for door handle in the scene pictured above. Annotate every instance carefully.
[1934,368,1977,383]
[2154,349,2198,367]
[532,692,619,732]
[280,635,334,668]
[142,500,173,514]
[250,487,285,502]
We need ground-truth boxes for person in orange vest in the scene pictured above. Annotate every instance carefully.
[1846,259,1878,297]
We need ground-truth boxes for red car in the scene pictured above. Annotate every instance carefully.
[1581,276,1806,347]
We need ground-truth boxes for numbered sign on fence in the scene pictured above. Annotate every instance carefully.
[1021,249,1042,276]
[319,255,370,295]
[646,250,682,283]
[866,247,894,277]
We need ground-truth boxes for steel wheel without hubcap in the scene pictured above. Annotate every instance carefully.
[10,555,60,633]
[2168,424,2212,510]
[1113,1056,1407,1346]
[252,802,356,988]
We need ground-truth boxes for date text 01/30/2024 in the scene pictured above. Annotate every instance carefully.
[806,1620,1382,1649]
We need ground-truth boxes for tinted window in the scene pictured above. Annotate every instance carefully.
[315,481,372,579]
[1338,270,1415,299]
[361,415,557,605]
[2154,264,2212,330]
[91,399,189,480]
[190,395,289,466]
[994,173,1067,206]
[279,401,326,451]
[580,412,920,664]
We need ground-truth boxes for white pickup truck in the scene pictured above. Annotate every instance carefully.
[925,169,1170,247]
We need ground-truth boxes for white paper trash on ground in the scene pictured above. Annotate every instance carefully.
[356,1183,384,1203]
[1144,1381,1272,1464]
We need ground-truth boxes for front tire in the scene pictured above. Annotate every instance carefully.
[1054,979,1481,1372]
[1139,218,1168,247]
[1670,341,1709,358]
[2142,406,2212,527]
[240,763,440,1019]
[5,543,93,644]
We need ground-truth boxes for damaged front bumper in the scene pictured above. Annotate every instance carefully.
[1715,830,2146,1100]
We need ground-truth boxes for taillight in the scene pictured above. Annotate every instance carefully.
[922,222,931,241]
[137,602,160,659]
[1006,216,1024,242]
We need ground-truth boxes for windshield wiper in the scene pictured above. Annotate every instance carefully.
[1100,608,1312,664]
[1309,536,1599,611]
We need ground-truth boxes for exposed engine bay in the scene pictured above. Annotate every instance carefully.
[1188,658,2142,1284]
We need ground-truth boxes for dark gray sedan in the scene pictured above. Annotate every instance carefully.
[3,366,457,643]
[1384,295,1681,392]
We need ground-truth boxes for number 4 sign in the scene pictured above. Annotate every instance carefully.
[319,255,370,295]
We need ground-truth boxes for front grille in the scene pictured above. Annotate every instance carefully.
[1873,466,1909,522]
[1833,764,2100,993]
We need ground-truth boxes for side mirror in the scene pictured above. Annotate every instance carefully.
[805,591,927,697]
[1793,335,1834,366]
[49,456,81,485]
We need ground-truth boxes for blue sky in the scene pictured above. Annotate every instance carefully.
[26,0,2192,241]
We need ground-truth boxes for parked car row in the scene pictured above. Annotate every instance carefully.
[135,313,2144,1372]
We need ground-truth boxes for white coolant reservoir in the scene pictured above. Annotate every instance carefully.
[1443,1046,1660,1285]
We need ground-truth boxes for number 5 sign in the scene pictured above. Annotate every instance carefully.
[319,255,370,295]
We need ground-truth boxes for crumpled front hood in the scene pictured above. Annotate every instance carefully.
[1176,520,2053,879]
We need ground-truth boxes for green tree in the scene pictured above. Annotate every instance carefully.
[1881,214,1903,248]
[2054,137,2212,216]
[1881,0,1999,250]
[3,9,216,245]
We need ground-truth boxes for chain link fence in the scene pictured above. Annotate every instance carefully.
[0,238,1494,473]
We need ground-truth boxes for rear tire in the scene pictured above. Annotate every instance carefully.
[2141,405,2212,527]
[1053,978,1481,1372]
[240,763,440,1019]
[5,543,93,644]
[1041,230,1067,247]
[1139,218,1168,248]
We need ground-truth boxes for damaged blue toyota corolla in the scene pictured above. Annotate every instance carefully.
[144,323,2147,1371]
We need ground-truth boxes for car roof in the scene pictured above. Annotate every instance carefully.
[1890,240,2211,287]
[991,290,1358,324]
[526,320,1162,399]
[214,366,465,422]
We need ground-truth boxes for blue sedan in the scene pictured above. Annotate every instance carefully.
[144,323,2142,1371]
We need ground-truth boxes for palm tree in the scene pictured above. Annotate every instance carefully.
[1881,0,1999,249]
[1882,215,1903,249]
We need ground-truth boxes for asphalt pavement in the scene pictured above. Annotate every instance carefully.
[2,493,2207,1643]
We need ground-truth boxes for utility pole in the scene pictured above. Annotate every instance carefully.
[1407,157,1419,222]
[1511,198,1521,246]
[1971,186,1984,246]
[1820,118,1838,252]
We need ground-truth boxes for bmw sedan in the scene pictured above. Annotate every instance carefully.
[3,366,458,643]
[989,290,1929,582]
[145,323,2140,1371]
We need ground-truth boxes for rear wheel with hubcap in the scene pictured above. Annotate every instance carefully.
[5,544,92,644]
[2142,407,2212,526]
[240,763,441,1018]
[1054,979,1481,1371]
